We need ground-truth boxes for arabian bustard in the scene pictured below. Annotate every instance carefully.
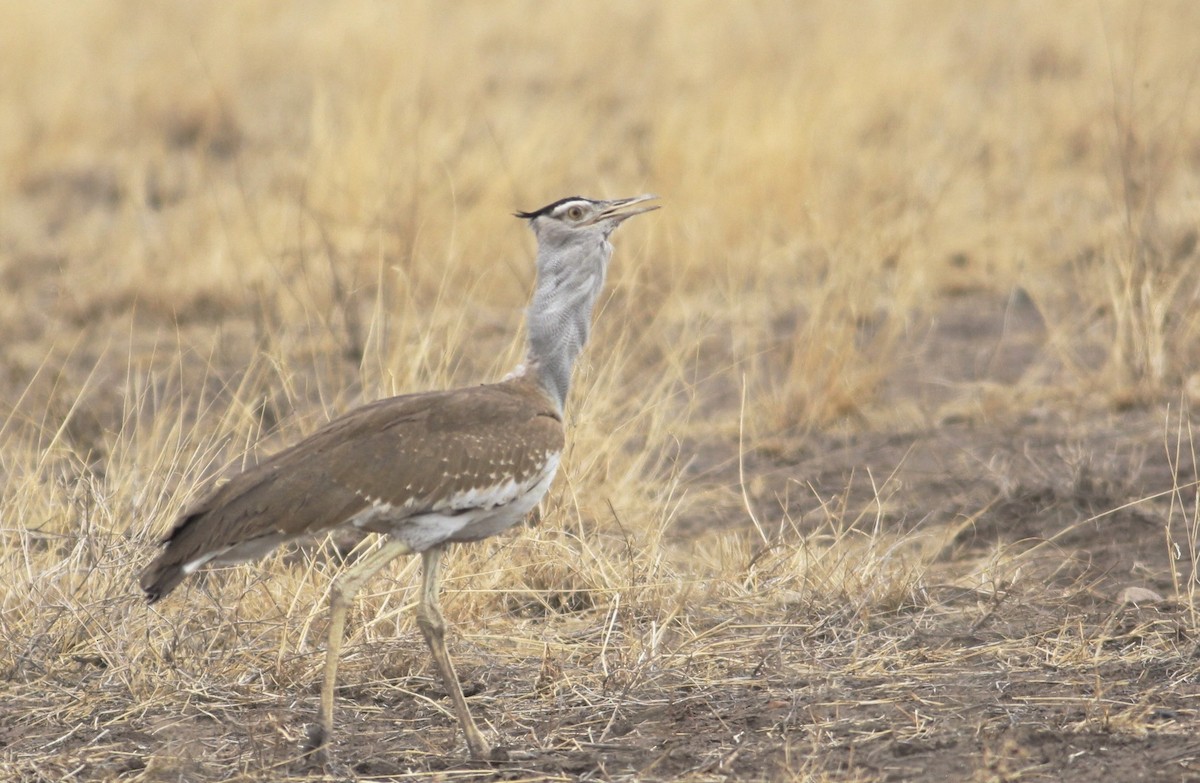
[140,194,659,760]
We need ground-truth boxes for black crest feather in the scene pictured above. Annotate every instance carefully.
[514,196,588,220]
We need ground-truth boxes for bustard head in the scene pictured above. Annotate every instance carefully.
[515,194,659,297]
[515,194,659,245]
[514,194,659,411]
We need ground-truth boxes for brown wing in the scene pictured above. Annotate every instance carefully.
[140,377,563,601]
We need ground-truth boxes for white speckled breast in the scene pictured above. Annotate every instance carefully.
[346,451,561,552]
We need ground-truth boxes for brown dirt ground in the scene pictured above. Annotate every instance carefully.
[4,289,1199,783]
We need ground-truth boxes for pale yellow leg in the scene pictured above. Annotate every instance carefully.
[415,547,493,760]
[304,537,413,759]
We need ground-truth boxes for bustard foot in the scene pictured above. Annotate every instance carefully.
[466,734,495,762]
[300,723,330,767]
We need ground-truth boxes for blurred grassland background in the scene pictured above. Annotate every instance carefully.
[2,1,1200,780]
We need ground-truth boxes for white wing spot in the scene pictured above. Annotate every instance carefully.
[181,550,223,575]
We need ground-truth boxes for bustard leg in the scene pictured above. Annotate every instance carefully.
[416,546,493,759]
[305,537,413,759]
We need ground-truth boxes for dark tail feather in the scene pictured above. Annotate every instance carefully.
[140,555,187,603]
[140,506,209,602]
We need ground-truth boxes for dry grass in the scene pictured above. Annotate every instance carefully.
[3,2,1200,781]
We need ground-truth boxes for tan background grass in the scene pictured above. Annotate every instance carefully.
[2,2,1200,780]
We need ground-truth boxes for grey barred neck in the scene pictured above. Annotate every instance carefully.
[520,239,612,414]
[522,289,597,413]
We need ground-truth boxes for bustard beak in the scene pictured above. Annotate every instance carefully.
[593,193,660,225]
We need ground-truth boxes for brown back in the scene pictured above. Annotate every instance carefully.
[140,375,563,600]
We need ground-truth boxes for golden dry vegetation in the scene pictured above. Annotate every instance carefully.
[2,2,1200,781]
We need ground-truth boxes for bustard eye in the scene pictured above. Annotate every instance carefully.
[566,205,585,220]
